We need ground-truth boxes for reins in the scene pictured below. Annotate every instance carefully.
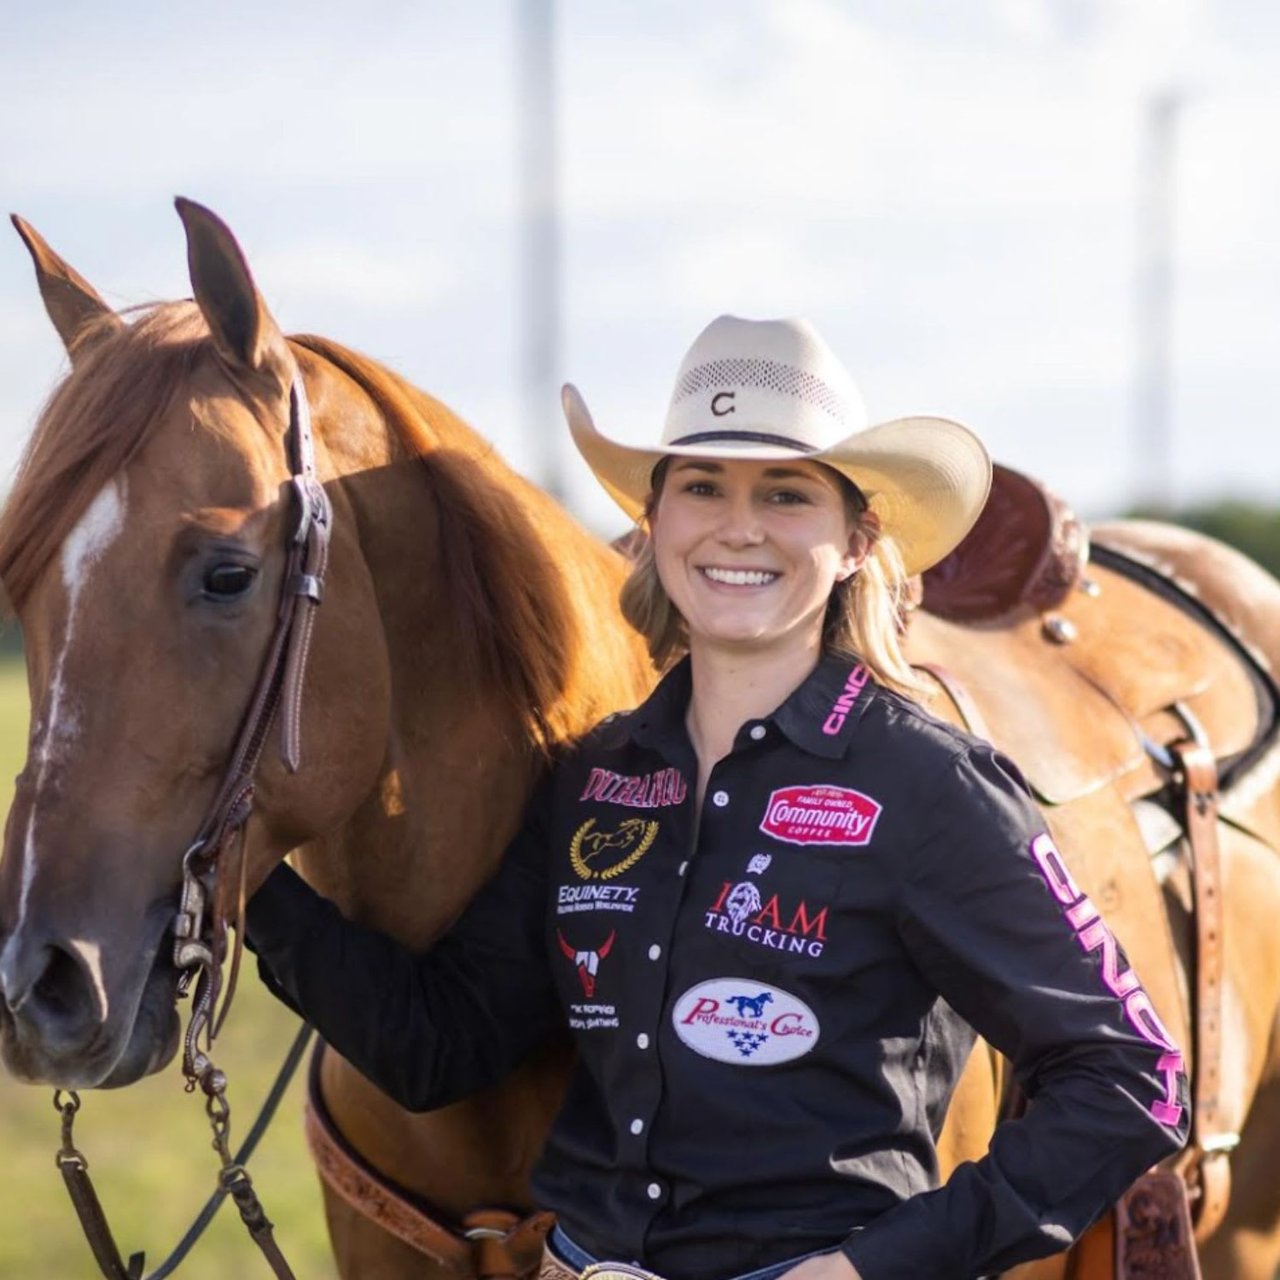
[52,370,332,1280]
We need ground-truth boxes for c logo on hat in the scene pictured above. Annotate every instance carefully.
[711,391,736,416]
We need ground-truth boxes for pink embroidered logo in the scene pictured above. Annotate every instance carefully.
[1029,833,1184,1127]
[760,784,882,847]
[822,664,870,735]
[579,766,687,808]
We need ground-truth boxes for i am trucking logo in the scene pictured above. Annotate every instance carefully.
[672,978,819,1065]
[760,784,881,847]
[703,880,830,958]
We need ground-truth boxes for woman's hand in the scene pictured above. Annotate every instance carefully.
[776,1251,862,1280]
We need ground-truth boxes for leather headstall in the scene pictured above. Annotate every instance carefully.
[173,369,332,1056]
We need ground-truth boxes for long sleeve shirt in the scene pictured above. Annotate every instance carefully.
[246,652,1189,1280]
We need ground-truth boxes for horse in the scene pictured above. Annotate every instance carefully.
[1,202,1279,1280]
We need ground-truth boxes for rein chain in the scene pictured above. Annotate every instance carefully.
[52,371,332,1280]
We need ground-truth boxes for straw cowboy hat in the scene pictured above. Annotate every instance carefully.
[562,314,992,577]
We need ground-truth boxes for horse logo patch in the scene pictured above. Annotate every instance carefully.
[672,978,820,1065]
[570,817,659,881]
[759,784,881,847]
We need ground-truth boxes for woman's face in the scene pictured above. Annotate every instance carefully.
[651,456,867,658]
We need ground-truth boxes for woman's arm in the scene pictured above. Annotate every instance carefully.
[245,792,560,1112]
[841,745,1189,1280]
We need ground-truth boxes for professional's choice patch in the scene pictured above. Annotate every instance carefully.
[570,817,658,881]
[672,978,819,1065]
[760,784,881,847]
[579,767,688,808]
[703,879,829,958]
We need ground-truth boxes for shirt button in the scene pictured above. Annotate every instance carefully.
[648,944,661,961]
[712,790,729,808]
[677,861,688,876]
[749,725,766,741]
[647,1182,662,1200]
[636,1033,650,1049]
[630,1118,644,1135]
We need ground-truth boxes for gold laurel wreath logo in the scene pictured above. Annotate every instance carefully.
[570,817,659,881]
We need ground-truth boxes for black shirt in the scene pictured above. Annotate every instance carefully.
[246,653,1189,1280]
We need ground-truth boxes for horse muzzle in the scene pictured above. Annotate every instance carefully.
[0,907,181,1088]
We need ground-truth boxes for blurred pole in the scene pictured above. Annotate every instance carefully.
[1133,90,1184,514]
[520,0,563,498]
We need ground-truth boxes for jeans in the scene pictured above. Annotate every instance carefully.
[549,1224,833,1280]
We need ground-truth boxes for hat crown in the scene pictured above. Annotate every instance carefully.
[663,315,869,451]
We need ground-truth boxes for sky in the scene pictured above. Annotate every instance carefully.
[1,0,1278,536]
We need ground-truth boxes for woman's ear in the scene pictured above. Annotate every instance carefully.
[836,510,880,582]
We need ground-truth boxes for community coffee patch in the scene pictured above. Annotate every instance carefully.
[759,784,881,847]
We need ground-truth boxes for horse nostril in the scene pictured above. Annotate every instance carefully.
[0,932,105,1046]
[33,946,87,1020]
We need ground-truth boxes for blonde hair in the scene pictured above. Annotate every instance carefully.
[618,460,930,699]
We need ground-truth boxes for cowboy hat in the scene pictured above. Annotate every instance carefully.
[562,314,992,576]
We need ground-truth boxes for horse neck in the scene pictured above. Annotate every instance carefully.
[293,348,646,948]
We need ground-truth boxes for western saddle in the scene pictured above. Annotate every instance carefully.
[913,463,1279,1280]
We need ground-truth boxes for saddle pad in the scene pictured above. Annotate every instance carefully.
[908,562,1259,805]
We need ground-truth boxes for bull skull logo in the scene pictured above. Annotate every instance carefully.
[557,929,617,998]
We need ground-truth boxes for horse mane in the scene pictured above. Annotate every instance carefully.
[0,302,212,614]
[0,307,633,752]
[290,334,631,752]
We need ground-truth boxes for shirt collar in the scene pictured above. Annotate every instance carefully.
[770,652,876,758]
[624,652,875,761]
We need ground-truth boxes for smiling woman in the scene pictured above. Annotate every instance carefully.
[245,314,1191,1280]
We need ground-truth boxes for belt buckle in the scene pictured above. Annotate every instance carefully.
[580,1264,663,1280]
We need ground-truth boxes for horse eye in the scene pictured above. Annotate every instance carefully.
[202,563,257,600]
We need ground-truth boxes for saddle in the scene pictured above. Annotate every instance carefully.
[914,464,1280,1280]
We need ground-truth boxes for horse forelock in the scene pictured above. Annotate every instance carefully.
[291,334,635,753]
[0,302,215,615]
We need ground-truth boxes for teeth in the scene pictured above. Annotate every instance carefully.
[703,568,778,586]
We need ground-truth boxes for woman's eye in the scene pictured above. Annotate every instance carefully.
[683,481,717,496]
[770,489,808,505]
[201,563,257,600]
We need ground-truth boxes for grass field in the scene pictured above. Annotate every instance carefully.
[0,658,338,1279]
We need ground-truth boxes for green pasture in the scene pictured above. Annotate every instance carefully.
[0,657,337,1279]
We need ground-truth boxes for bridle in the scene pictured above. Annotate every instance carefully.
[53,367,333,1280]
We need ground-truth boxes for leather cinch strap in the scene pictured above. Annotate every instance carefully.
[1169,740,1233,1243]
[304,1044,553,1279]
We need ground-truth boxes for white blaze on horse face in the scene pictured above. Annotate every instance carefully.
[17,480,128,930]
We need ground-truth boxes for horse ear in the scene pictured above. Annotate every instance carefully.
[10,214,124,364]
[174,197,290,386]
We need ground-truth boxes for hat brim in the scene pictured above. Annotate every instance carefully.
[563,383,992,577]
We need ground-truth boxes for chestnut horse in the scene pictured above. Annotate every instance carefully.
[2,203,1280,1280]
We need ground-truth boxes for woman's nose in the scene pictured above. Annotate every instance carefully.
[715,494,764,546]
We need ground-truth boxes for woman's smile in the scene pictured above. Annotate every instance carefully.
[697,565,781,588]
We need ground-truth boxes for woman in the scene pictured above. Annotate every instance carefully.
[246,316,1188,1280]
